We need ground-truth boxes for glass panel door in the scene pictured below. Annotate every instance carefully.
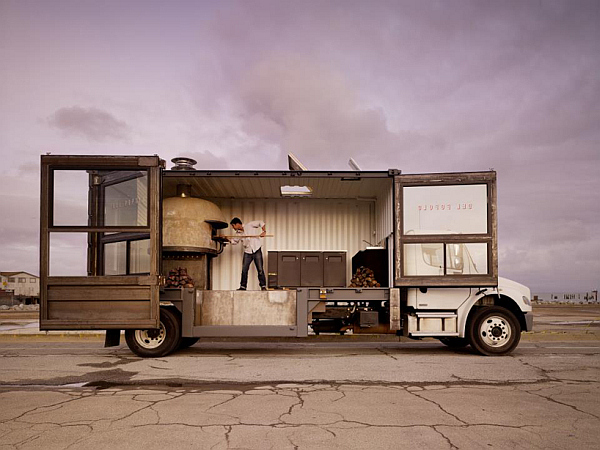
[394,172,498,287]
[40,155,162,330]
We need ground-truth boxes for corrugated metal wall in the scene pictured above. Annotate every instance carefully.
[210,199,374,290]
[375,183,394,245]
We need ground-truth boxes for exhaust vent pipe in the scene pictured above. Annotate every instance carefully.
[171,157,197,171]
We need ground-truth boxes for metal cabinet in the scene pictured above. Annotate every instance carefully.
[268,251,346,288]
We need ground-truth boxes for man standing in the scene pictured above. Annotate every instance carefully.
[228,217,267,291]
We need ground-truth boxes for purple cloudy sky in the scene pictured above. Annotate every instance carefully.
[0,0,598,292]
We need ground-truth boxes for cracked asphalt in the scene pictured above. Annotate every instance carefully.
[1,305,599,449]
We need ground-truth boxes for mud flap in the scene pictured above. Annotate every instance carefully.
[104,329,121,347]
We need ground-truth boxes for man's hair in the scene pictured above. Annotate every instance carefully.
[230,217,242,226]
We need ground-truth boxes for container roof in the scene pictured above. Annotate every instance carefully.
[163,171,393,199]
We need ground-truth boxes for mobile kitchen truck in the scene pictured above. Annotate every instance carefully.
[39,155,532,357]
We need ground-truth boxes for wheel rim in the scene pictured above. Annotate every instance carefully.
[134,322,166,349]
[479,315,511,348]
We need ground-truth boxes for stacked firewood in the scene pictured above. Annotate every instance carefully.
[350,266,381,288]
[165,267,194,288]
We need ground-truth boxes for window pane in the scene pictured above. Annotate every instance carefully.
[130,239,151,274]
[49,233,88,276]
[104,172,148,226]
[446,243,488,275]
[403,184,488,235]
[53,170,89,226]
[403,243,444,276]
[104,241,127,275]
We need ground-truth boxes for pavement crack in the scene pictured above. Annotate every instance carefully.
[3,395,83,424]
[15,433,42,449]
[62,424,94,450]
[278,390,305,423]
[524,389,600,420]
[432,426,458,449]
[205,395,238,412]
[376,347,399,361]
[405,389,467,425]
[107,402,154,427]
[224,425,232,448]
[110,395,177,427]
[285,435,299,450]
[512,357,559,382]
[331,388,347,403]
[149,365,171,370]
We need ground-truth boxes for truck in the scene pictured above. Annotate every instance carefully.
[39,155,533,357]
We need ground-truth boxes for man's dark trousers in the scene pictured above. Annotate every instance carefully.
[240,248,266,289]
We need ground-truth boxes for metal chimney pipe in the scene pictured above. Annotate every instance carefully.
[171,157,198,171]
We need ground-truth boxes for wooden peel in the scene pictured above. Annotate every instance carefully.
[216,234,274,238]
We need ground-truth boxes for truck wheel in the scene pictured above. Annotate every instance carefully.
[125,308,181,357]
[467,306,521,356]
[179,337,200,349]
[439,337,469,348]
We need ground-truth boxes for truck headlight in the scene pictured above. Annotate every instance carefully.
[522,295,531,306]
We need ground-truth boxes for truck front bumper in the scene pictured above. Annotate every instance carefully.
[524,312,533,332]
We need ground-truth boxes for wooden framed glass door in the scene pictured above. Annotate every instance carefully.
[40,155,162,330]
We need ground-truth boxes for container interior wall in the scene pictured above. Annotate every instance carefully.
[375,182,394,246]
[375,182,395,286]
[211,198,374,290]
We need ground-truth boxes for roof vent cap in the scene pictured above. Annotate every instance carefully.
[171,157,197,171]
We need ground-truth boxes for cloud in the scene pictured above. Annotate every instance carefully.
[47,106,130,142]
[232,56,442,170]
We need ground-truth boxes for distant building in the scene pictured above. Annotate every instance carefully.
[0,272,39,305]
[533,290,598,304]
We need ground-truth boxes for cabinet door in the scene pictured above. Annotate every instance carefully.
[300,252,323,287]
[278,252,301,287]
[324,252,346,287]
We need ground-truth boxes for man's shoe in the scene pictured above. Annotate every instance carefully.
[237,287,246,291]
[261,286,267,291]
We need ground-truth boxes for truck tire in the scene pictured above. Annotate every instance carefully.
[125,308,182,357]
[467,306,521,356]
[439,337,469,348]
[179,337,200,349]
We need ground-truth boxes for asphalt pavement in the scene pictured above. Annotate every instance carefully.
[0,305,598,449]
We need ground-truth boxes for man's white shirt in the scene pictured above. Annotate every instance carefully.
[230,221,265,254]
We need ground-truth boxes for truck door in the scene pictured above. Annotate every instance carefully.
[40,155,162,330]
[394,172,498,287]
